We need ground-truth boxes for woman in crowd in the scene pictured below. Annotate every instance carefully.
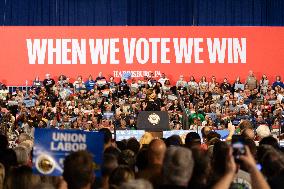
[260,74,269,94]
[199,76,208,95]
[188,76,199,93]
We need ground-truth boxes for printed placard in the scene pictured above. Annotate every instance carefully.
[32,128,104,176]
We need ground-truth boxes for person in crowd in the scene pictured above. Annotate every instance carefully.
[199,76,208,95]
[109,165,135,189]
[99,128,113,150]
[4,166,41,189]
[57,75,67,88]
[73,75,86,92]
[13,146,29,166]
[85,75,95,91]
[63,151,94,189]
[176,75,187,90]
[272,75,284,89]
[120,179,153,189]
[232,76,242,92]
[0,72,283,189]
[259,74,269,94]
[137,139,166,188]
[43,73,55,93]
[158,73,168,87]
[101,154,119,189]
[220,77,231,93]
[246,70,258,90]
[160,146,194,189]
[208,76,217,92]
[32,75,43,94]
[188,76,199,93]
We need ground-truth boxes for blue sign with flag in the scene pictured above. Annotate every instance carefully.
[33,128,104,177]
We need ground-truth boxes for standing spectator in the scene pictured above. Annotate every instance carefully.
[57,75,67,88]
[85,75,95,91]
[220,78,231,93]
[32,76,42,94]
[259,74,269,94]
[188,76,199,93]
[73,75,86,92]
[246,70,258,90]
[43,74,55,93]
[209,76,217,92]
[232,76,242,92]
[199,76,208,95]
[158,73,168,87]
[176,75,187,90]
[96,72,106,82]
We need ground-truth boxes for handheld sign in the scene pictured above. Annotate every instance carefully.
[33,128,104,177]
[23,99,35,107]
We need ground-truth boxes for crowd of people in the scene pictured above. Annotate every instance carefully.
[0,71,283,135]
[0,124,284,189]
[0,71,284,189]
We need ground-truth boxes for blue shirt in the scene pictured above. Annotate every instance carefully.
[85,80,95,91]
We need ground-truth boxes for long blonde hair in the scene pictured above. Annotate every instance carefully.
[139,132,154,147]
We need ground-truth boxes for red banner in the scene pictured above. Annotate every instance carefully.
[0,26,283,85]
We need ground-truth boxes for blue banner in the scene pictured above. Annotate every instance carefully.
[32,128,104,177]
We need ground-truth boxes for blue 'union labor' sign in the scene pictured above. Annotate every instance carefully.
[32,128,104,176]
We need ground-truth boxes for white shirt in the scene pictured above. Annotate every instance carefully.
[158,77,168,86]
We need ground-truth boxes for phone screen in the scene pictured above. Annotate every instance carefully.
[232,135,245,162]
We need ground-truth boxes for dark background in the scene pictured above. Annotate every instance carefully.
[0,0,283,26]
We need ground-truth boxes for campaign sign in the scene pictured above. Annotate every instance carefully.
[103,111,114,120]
[163,130,199,139]
[33,128,104,177]
[23,99,35,107]
[116,130,145,141]
[163,129,229,140]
